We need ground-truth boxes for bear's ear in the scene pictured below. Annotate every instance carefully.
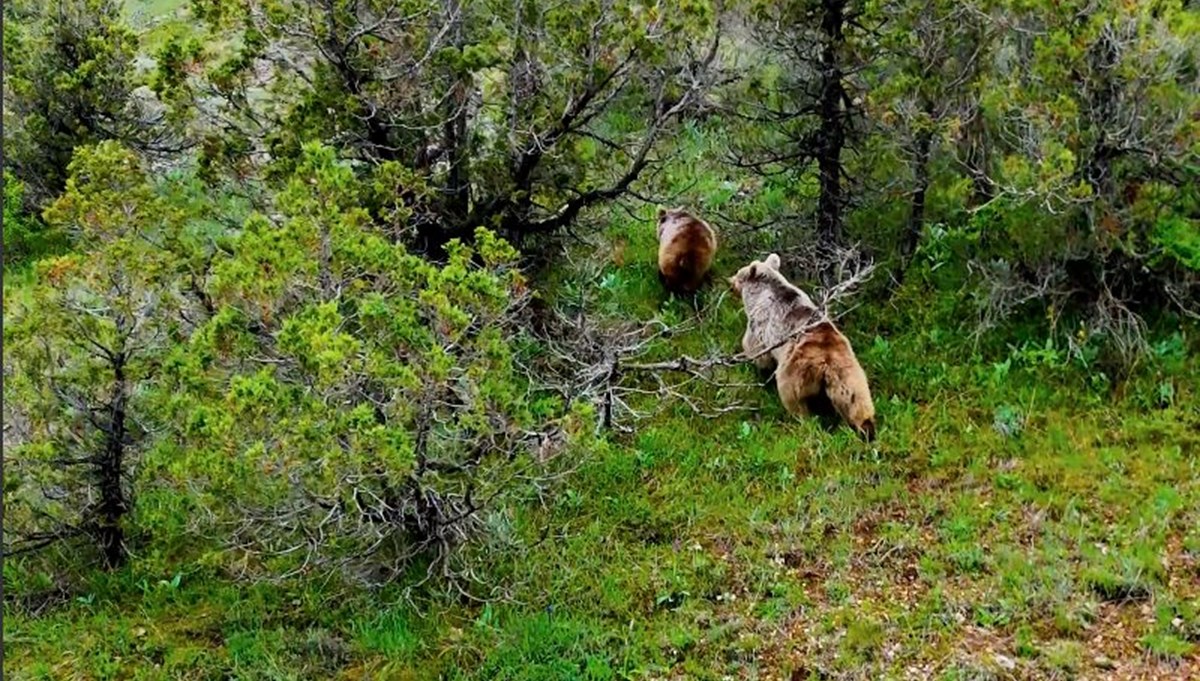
[657,207,667,220]
[765,253,781,270]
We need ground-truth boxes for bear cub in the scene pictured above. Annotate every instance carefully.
[656,207,717,295]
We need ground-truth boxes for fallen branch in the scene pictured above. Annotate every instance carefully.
[535,240,876,432]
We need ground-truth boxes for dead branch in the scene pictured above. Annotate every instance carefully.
[533,240,877,434]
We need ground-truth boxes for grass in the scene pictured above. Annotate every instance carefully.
[123,0,192,52]
[122,0,242,64]
[5,119,1200,678]
[7,239,1198,678]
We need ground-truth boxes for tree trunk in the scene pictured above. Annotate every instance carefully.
[816,0,848,249]
[1081,33,1118,202]
[314,0,396,164]
[364,117,396,162]
[97,355,129,569]
[442,0,471,222]
[903,125,934,264]
[959,105,992,208]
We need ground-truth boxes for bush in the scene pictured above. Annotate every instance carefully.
[3,142,185,569]
[2,171,65,266]
[150,143,597,586]
[2,0,143,206]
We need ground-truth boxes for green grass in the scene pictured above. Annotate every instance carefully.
[6,119,1200,678]
[122,0,240,60]
[7,259,1198,677]
[123,0,190,50]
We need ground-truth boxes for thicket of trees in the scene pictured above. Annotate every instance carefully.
[3,0,1197,583]
[5,140,596,585]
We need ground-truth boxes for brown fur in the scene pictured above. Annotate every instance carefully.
[729,254,876,441]
[732,253,813,374]
[656,207,717,295]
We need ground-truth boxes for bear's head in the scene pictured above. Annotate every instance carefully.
[728,253,781,298]
[656,207,690,239]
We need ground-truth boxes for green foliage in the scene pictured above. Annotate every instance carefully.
[3,0,1200,679]
[1153,213,1200,272]
[3,170,66,266]
[149,143,595,583]
[186,0,723,246]
[2,0,142,206]
[842,0,1200,359]
[150,34,206,124]
[970,0,1198,309]
[4,142,187,569]
[351,609,420,660]
[1141,632,1195,660]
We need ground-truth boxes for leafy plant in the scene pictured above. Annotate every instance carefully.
[4,142,187,568]
[2,0,173,207]
[187,0,725,250]
[154,143,597,586]
[3,170,65,266]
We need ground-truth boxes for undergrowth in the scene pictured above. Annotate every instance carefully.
[6,195,1199,679]
[5,30,1199,681]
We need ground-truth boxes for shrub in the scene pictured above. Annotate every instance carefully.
[152,143,596,586]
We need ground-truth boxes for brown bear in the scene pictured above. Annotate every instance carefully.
[730,253,876,441]
[736,253,815,374]
[656,207,717,295]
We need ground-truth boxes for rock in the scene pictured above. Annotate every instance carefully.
[994,653,1016,671]
[1093,655,1116,670]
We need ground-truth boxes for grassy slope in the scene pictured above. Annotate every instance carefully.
[6,4,1200,678]
[122,0,192,52]
[5,122,1200,681]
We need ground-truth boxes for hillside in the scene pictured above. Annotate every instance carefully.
[3,0,1199,679]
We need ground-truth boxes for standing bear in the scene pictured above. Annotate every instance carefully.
[730,253,876,441]
[656,207,717,295]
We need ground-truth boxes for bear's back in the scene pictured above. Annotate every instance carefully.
[657,216,716,293]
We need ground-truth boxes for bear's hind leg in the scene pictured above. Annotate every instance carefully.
[776,362,823,419]
[825,364,875,441]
